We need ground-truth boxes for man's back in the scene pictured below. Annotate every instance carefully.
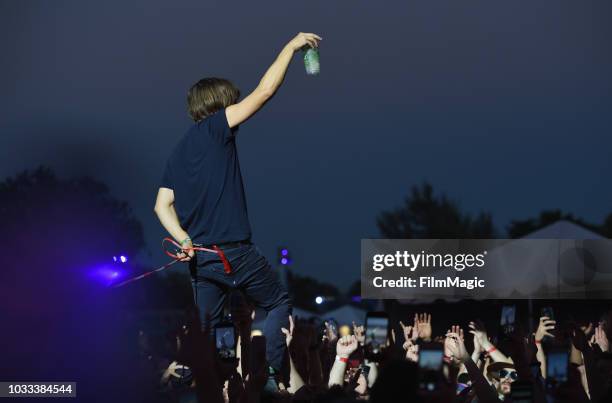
[160,109,251,245]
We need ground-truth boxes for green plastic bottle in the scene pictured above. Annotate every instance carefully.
[303,48,320,75]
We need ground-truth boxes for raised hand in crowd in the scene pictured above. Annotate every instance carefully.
[534,316,555,378]
[571,323,607,403]
[448,325,464,342]
[328,335,359,387]
[414,313,432,342]
[443,326,466,366]
[160,360,192,386]
[337,334,359,358]
[322,321,338,344]
[150,303,612,403]
[281,315,305,394]
[281,315,295,347]
[447,331,505,403]
[399,320,415,343]
[593,323,609,352]
[572,325,590,352]
[469,321,485,368]
[445,331,469,364]
[469,320,509,363]
[535,316,556,342]
[581,322,594,338]
[403,339,419,363]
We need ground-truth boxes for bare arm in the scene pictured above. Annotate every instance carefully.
[365,360,378,388]
[447,333,500,403]
[534,316,556,378]
[535,342,546,378]
[225,32,322,128]
[280,316,305,394]
[327,358,347,388]
[154,187,193,260]
[287,351,305,394]
[469,321,509,363]
[482,339,510,363]
[328,335,358,388]
[577,364,590,400]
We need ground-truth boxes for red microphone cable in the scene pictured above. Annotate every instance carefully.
[112,237,232,288]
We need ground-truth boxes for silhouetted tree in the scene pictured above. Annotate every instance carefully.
[0,165,196,308]
[376,183,495,238]
[346,280,361,300]
[0,166,149,386]
[0,166,145,265]
[507,209,612,238]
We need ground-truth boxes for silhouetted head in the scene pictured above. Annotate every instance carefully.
[187,77,240,122]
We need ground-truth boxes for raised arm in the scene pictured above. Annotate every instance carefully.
[281,315,305,394]
[534,316,555,378]
[328,335,358,388]
[446,333,500,403]
[573,327,605,403]
[225,32,322,128]
[469,321,509,363]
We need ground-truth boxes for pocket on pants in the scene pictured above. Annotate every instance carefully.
[194,252,227,277]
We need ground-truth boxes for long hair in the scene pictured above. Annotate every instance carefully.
[187,78,240,122]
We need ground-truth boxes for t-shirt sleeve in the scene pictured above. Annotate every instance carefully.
[160,161,173,189]
[206,108,237,143]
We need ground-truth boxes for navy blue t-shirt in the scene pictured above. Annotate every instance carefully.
[160,109,251,245]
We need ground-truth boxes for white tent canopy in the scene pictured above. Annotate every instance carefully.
[396,220,611,302]
[478,220,610,298]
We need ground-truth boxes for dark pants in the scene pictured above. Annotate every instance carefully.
[190,243,291,370]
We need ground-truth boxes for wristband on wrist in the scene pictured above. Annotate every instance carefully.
[443,355,453,363]
[535,339,542,344]
[336,355,348,363]
[181,237,192,245]
[486,346,497,354]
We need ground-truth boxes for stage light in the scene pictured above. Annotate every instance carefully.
[315,296,324,304]
[278,247,292,266]
[119,255,128,263]
[90,266,124,285]
[113,256,117,262]
[339,325,351,337]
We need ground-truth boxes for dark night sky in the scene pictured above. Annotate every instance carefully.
[2,0,611,289]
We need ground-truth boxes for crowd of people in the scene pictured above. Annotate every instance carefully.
[139,296,612,403]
